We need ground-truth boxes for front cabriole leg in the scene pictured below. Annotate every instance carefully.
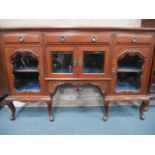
[46,97,54,121]
[103,100,109,121]
[140,99,149,120]
[5,100,16,121]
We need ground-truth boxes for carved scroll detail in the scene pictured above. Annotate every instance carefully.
[117,49,146,60]
[49,82,106,97]
[10,50,39,70]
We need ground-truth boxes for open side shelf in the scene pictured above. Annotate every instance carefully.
[115,52,144,93]
[14,72,41,92]
[115,72,141,92]
[10,50,41,93]
[117,53,144,70]
[10,51,39,71]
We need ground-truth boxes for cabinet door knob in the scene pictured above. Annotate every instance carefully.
[91,36,96,42]
[59,36,65,43]
[131,37,137,43]
[19,36,25,43]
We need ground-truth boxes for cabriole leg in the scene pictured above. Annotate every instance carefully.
[46,99,54,121]
[140,99,149,120]
[5,100,16,121]
[103,100,109,121]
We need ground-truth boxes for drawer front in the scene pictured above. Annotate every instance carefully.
[116,33,153,45]
[4,33,41,44]
[45,33,111,44]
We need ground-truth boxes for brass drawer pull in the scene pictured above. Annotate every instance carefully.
[91,36,97,42]
[59,36,65,43]
[131,37,137,43]
[18,36,25,43]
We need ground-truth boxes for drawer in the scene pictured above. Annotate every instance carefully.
[3,33,41,44]
[45,33,111,44]
[116,33,153,45]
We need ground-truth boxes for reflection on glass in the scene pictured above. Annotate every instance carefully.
[84,52,104,73]
[52,52,73,73]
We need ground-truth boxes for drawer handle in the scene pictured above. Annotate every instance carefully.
[131,37,137,43]
[59,36,65,43]
[18,36,25,43]
[91,36,96,42]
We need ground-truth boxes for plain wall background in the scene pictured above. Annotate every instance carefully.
[0,19,141,27]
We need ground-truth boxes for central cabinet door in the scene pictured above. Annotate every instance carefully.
[78,46,110,78]
[46,46,78,78]
[46,46,110,78]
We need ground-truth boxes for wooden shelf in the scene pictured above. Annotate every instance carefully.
[14,69,39,73]
[118,68,142,73]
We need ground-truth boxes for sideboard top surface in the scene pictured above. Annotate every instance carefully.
[0,26,155,32]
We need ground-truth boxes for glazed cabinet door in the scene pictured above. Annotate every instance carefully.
[111,47,153,95]
[5,47,45,95]
[78,46,110,78]
[46,46,78,78]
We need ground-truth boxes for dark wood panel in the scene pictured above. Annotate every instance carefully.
[0,31,9,96]
[142,19,155,28]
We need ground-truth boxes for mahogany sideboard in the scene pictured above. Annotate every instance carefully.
[0,27,155,121]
